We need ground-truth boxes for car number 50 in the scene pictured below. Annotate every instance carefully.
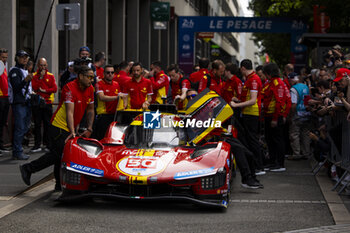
[126,158,157,169]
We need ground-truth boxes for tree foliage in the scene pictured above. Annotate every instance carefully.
[248,0,350,65]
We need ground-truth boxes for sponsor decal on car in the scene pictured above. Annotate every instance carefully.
[122,149,167,157]
[68,162,104,177]
[221,200,228,208]
[174,167,215,180]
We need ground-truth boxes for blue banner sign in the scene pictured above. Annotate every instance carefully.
[178,16,307,74]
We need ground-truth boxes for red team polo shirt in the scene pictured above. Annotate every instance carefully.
[0,67,8,98]
[240,71,262,116]
[150,70,169,103]
[95,79,120,115]
[283,78,291,90]
[222,75,242,103]
[95,66,104,80]
[262,77,287,121]
[32,70,57,104]
[123,77,153,109]
[114,70,131,88]
[198,71,223,95]
[189,68,209,83]
[51,79,94,132]
[171,76,191,110]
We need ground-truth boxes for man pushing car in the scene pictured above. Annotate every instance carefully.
[20,65,95,191]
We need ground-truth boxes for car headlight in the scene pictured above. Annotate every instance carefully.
[77,138,103,158]
[201,167,226,190]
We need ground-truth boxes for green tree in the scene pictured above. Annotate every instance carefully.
[248,0,350,66]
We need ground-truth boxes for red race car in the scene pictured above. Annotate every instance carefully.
[59,89,235,209]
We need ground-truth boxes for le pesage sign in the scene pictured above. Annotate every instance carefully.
[178,16,307,74]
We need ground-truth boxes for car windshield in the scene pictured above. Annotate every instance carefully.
[124,125,187,148]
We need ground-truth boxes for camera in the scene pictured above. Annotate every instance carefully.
[311,130,320,137]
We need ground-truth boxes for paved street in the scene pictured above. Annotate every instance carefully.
[0,149,52,201]
[1,156,349,233]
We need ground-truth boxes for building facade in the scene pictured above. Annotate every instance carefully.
[0,0,243,81]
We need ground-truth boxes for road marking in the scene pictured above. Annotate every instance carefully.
[0,180,54,219]
[230,199,326,204]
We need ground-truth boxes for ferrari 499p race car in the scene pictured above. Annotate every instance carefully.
[59,89,236,209]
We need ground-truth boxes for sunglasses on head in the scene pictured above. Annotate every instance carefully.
[186,94,197,99]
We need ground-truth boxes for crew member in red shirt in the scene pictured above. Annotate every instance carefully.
[0,48,9,154]
[93,64,120,140]
[20,65,95,191]
[149,61,169,104]
[261,63,290,172]
[122,62,153,110]
[222,62,242,104]
[113,61,132,109]
[31,58,57,153]
[113,60,132,87]
[230,59,264,174]
[189,57,210,91]
[167,64,191,110]
[94,52,106,81]
[198,59,224,95]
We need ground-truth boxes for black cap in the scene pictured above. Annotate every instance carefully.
[16,50,29,57]
[288,72,298,79]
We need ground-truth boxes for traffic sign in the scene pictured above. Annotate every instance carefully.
[150,2,170,21]
[56,3,80,31]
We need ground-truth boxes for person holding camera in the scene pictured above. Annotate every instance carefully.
[31,58,57,152]
[59,46,95,89]
[8,50,33,160]
[332,68,350,121]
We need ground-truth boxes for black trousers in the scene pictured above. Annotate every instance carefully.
[92,114,115,140]
[264,116,285,167]
[224,137,256,181]
[0,98,9,148]
[242,114,263,170]
[32,104,53,147]
[27,125,69,184]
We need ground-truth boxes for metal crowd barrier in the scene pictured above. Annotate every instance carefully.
[312,110,350,194]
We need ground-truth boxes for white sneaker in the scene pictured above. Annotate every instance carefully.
[0,148,10,153]
[270,167,286,172]
[255,170,266,176]
[30,147,42,153]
